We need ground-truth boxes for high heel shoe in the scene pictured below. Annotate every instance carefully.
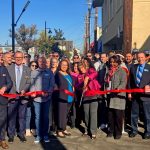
[63,131,71,136]
[82,132,88,136]
[91,135,96,140]
[57,132,66,138]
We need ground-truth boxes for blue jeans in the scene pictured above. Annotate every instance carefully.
[26,102,35,130]
[33,100,50,138]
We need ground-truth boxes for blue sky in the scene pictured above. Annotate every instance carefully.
[0,0,102,50]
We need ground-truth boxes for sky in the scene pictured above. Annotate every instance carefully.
[0,0,102,51]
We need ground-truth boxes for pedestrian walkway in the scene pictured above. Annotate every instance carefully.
[6,126,150,150]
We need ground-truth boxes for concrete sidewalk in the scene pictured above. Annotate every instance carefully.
[5,127,150,150]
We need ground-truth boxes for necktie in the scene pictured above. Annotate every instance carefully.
[16,66,21,92]
[136,65,143,87]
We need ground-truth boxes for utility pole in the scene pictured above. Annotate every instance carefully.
[87,0,92,52]
[123,0,133,55]
[94,7,98,53]
[84,15,88,54]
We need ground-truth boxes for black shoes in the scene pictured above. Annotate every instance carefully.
[106,133,121,139]
[18,135,27,142]
[129,132,150,139]
[8,135,27,143]
[114,135,121,140]
[143,134,150,139]
[129,132,138,138]
[8,137,14,143]
[106,133,113,138]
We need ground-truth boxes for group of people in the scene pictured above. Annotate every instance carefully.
[0,49,150,149]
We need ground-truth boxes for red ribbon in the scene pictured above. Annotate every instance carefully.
[0,89,146,99]
[0,90,74,99]
[84,88,145,97]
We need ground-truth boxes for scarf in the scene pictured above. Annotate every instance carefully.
[105,66,118,83]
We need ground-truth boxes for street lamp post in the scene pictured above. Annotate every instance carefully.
[11,0,30,52]
[44,21,51,41]
[44,21,51,55]
[12,0,15,52]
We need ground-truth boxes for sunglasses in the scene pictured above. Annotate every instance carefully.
[53,55,59,57]
[73,57,79,59]
[31,65,37,67]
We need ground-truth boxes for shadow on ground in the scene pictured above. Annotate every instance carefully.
[40,135,67,150]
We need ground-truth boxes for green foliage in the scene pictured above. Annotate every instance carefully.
[9,24,68,56]
[35,31,54,56]
[53,29,65,40]
[9,24,37,53]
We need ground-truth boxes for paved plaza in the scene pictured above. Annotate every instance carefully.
[5,126,150,150]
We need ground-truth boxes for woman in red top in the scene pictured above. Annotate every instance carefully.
[78,58,101,139]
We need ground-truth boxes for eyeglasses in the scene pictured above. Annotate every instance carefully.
[24,56,28,58]
[15,57,23,59]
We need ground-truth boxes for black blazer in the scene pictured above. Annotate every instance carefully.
[0,66,13,105]
[128,63,150,101]
[55,72,74,102]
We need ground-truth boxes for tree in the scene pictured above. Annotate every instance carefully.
[9,24,37,53]
[53,29,65,40]
[35,31,54,56]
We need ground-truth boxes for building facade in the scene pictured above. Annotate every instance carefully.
[93,0,150,53]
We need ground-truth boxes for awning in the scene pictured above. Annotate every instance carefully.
[92,0,104,8]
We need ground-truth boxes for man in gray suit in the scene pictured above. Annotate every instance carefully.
[7,51,31,143]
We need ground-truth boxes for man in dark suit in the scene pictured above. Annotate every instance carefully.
[0,60,13,149]
[7,51,31,143]
[128,52,150,139]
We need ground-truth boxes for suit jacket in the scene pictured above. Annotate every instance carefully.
[128,63,150,101]
[7,64,31,104]
[0,65,13,105]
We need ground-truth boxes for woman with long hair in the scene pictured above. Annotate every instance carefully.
[26,61,38,136]
[49,58,59,133]
[69,62,80,128]
[55,59,74,138]
[79,58,101,139]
